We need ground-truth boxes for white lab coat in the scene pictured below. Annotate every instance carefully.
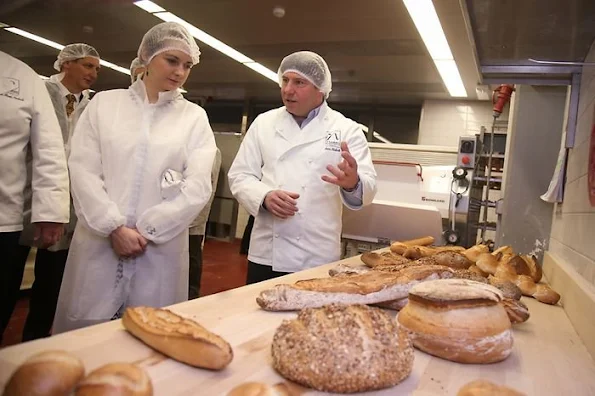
[0,51,69,232]
[20,74,90,250]
[228,102,377,272]
[53,79,217,333]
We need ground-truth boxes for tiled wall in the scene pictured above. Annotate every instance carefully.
[417,99,509,147]
[549,40,595,287]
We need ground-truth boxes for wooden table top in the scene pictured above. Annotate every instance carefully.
[1,253,595,395]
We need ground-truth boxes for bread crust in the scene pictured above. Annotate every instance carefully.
[458,379,526,396]
[122,307,233,370]
[271,304,414,393]
[3,350,85,396]
[397,279,513,364]
[75,363,152,396]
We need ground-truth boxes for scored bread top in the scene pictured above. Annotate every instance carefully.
[78,363,151,392]
[125,307,231,352]
[408,279,504,307]
[22,350,83,367]
[292,265,455,295]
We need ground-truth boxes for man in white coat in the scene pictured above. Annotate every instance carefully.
[228,51,377,284]
[0,51,70,343]
[18,44,100,341]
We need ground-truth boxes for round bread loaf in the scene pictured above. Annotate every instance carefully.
[271,304,413,393]
[75,362,152,396]
[457,379,525,395]
[397,279,513,364]
[3,350,85,396]
[226,382,290,396]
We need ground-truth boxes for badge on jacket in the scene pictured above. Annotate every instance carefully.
[325,130,341,152]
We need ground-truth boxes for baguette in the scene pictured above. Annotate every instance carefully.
[257,265,455,311]
[75,363,152,396]
[3,350,85,396]
[361,251,411,267]
[122,307,233,370]
[390,236,435,253]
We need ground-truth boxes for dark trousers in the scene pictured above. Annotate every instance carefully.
[246,261,289,285]
[188,234,204,299]
[240,215,255,255]
[0,232,68,343]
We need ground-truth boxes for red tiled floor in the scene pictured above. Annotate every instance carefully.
[1,239,248,349]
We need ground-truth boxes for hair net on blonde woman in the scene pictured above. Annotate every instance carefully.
[53,43,100,71]
[138,22,201,66]
[278,51,332,98]
[129,57,144,83]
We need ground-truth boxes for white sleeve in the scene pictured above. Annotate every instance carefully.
[136,112,217,244]
[340,123,377,210]
[228,117,273,217]
[68,96,126,237]
[29,75,70,224]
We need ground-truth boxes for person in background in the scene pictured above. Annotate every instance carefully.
[53,22,217,333]
[188,148,221,299]
[130,57,145,84]
[17,43,100,341]
[0,51,70,343]
[228,51,377,284]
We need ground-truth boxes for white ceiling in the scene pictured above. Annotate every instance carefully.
[1,0,593,104]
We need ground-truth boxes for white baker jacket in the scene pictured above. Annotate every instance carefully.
[53,79,217,333]
[228,102,377,272]
[0,51,69,232]
[20,73,90,250]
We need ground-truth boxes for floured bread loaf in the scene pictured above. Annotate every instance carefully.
[361,251,411,267]
[458,379,525,395]
[122,307,233,370]
[272,304,414,393]
[75,363,152,396]
[3,350,85,396]
[328,263,371,277]
[257,265,454,311]
[397,279,513,364]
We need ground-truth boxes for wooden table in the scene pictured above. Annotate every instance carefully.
[1,253,595,395]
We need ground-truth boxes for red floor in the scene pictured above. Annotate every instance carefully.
[1,239,248,349]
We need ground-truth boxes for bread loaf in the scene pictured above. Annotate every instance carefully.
[500,298,530,324]
[488,276,522,300]
[458,379,525,396]
[122,306,233,370]
[463,244,490,262]
[3,350,85,396]
[390,236,435,254]
[272,304,414,393]
[256,265,455,311]
[361,251,410,267]
[328,262,371,276]
[397,279,513,364]
[75,363,152,396]
[226,382,290,396]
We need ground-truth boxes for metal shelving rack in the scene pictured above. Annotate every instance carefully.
[467,121,508,247]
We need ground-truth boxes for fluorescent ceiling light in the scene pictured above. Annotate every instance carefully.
[134,1,277,82]
[38,75,49,80]
[402,0,467,98]
[434,60,467,97]
[359,124,392,144]
[3,25,131,77]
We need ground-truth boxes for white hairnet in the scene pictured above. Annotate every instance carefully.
[130,57,144,83]
[138,22,201,66]
[278,51,332,99]
[53,43,100,72]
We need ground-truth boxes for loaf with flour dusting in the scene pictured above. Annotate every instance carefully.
[257,265,454,311]
[397,279,513,364]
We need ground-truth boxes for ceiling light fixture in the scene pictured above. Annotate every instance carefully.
[133,1,278,82]
[402,0,467,97]
[3,25,131,76]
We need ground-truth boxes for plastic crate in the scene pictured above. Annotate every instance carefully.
[341,238,390,259]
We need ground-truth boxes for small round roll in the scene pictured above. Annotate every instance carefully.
[75,362,152,396]
[3,350,85,396]
[458,379,525,395]
[226,382,290,396]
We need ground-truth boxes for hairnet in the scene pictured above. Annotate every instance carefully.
[130,57,144,83]
[278,51,332,98]
[53,43,100,71]
[138,22,201,66]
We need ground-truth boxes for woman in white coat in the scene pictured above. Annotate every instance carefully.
[53,22,217,333]
[228,51,377,284]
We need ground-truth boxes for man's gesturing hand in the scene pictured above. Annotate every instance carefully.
[321,141,359,190]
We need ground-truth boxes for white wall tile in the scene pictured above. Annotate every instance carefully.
[566,141,590,183]
[562,175,595,214]
[574,100,594,146]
